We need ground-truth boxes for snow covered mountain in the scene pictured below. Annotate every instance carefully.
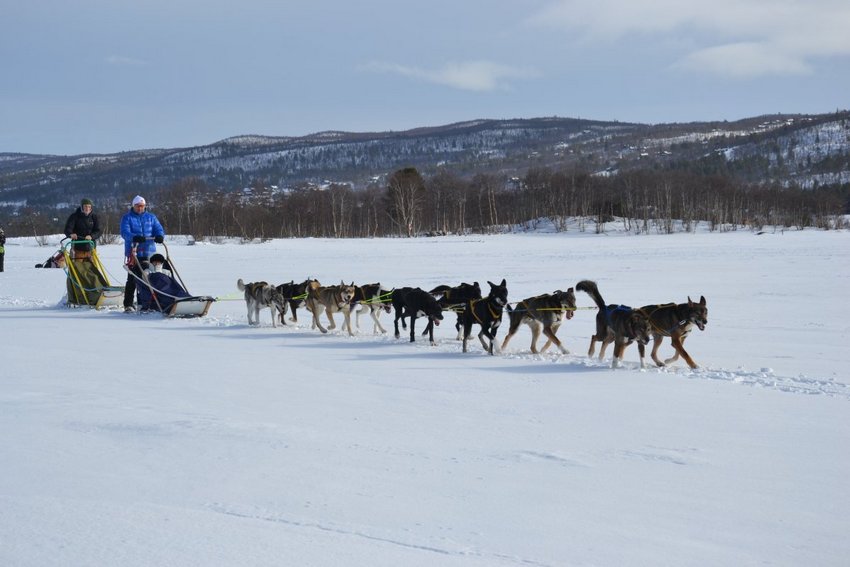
[1,112,848,209]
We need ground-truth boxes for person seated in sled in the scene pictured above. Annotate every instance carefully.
[147,253,172,277]
[64,198,102,259]
[137,253,190,312]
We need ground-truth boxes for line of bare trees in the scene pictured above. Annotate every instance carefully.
[2,166,847,239]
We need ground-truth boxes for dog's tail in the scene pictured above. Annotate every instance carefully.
[428,285,450,297]
[576,280,606,310]
[237,278,246,291]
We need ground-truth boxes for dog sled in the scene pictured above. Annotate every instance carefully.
[62,239,125,308]
[36,248,66,269]
[128,241,215,318]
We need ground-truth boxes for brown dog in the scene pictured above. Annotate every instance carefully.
[306,281,356,335]
[576,280,652,368]
[638,297,707,368]
[500,288,576,354]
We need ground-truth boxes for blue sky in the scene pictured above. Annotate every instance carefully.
[3,0,849,155]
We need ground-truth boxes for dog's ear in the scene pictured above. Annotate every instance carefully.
[700,295,706,306]
[688,296,694,306]
[500,279,506,287]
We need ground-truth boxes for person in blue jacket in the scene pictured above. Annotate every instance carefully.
[120,195,165,312]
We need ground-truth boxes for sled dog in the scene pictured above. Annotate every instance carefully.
[351,282,393,334]
[392,287,444,345]
[427,281,482,339]
[237,278,286,327]
[306,281,357,335]
[501,288,576,354]
[275,278,320,324]
[638,297,707,368]
[576,280,651,368]
[461,279,508,355]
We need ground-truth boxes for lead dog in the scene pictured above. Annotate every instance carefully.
[306,281,357,335]
[576,280,652,368]
[237,278,286,327]
[638,297,708,368]
[461,279,508,354]
[500,288,576,354]
[392,287,444,345]
[275,278,320,325]
[351,282,393,334]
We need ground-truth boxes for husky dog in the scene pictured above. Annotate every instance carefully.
[392,287,444,345]
[576,280,652,368]
[427,281,482,339]
[306,281,357,335]
[461,279,508,354]
[275,278,320,325]
[501,288,576,354]
[638,297,708,368]
[351,282,393,334]
[237,278,286,327]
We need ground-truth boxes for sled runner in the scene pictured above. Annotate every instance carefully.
[62,239,124,308]
[128,241,215,318]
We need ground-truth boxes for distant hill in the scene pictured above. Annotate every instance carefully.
[1,112,848,211]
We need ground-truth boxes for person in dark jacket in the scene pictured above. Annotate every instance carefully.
[120,195,165,312]
[0,227,6,272]
[64,198,102,256]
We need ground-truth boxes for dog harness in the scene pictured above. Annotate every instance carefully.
[469,297,502,325]
[605,305,632,327]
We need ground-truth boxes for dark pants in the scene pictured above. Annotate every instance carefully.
[123,257,149,307]
[0,252,4,272]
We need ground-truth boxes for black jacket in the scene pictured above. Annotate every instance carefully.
[64,208,102,250]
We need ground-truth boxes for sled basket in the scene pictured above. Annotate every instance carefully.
[62,239,124,309]
[166,296,216,318]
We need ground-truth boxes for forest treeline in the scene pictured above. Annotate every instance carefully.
[4,166,848,239]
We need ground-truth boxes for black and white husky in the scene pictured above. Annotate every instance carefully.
[351,283,393,334]
[237,278,286,326]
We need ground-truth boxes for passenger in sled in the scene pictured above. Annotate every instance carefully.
[136,253,190,312]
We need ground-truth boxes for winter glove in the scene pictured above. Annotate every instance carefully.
[132,235,146,243]
[154,235,164,243]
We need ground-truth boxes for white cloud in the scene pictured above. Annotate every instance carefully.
[363,60,535,91]
[676,43,812,77]
[528,0,850,77]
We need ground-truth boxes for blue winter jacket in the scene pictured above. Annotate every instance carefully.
[120,209,165,258]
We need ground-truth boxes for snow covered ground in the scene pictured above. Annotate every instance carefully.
[1,225,849,566]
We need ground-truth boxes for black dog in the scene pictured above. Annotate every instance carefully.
[427,281,482,339]
[392,287,444,345]
[576,280,652,368]
[461,279,508,354]
[350,282,393,334]
[275,278,320,325]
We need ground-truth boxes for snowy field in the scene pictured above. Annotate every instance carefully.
[1,225,849,566]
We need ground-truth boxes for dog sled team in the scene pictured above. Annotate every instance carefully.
[50,195,708,366]
[236,273,709,370]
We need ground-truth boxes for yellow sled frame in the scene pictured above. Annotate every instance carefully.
[63,240,124,309]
